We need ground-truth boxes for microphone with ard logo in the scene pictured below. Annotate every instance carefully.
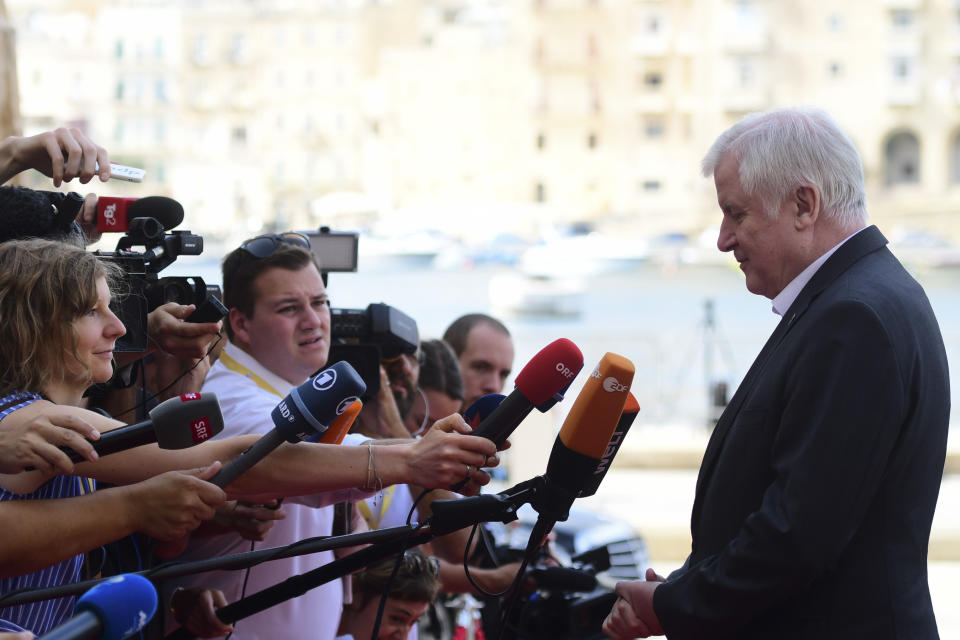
[209,360,366,488]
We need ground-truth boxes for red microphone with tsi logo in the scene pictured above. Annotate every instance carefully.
[96,195,184,233]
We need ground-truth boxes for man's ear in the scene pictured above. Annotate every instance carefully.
[794,184,820,231]
[229,307,251,345]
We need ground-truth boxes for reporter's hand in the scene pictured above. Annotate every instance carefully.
[170,587,234,638]
[405,415,498,495]
[146,351,213,401]
[76,192,101,244]
[0,127,110,186]
[147,302,222,359]
[123,462,227,540]
[0,409,100,474]
[212,499,285,542]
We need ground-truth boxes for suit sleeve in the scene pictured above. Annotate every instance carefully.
[654,299,907,638]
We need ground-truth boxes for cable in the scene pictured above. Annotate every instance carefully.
[114,332,223,418]
[368,487,430,640]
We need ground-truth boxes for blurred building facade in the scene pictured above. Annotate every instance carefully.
[6,0,960,243]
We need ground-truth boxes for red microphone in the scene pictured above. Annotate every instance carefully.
[96,195,184,233]
[470,338,584,447]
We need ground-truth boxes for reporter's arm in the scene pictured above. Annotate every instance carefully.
[0,463,225,578]
[0,128,110,186]
[2,403,497,500]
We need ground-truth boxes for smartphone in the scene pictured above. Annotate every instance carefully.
[95,162,146,183]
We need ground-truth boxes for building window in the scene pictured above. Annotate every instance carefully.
[535,182,546,202]
[884,131,921,185]
[891,56,914,82]
[643,72,663,89]
[232,126,248,146]
[643,117,665,138]
[587,132,598,149]
[890,9,914,31]
[115,40,124,59]
[641,180,662,192]
[536,132,546,150]
[950,131,960,183]
[828,61,843,79]
[827,13,845,31]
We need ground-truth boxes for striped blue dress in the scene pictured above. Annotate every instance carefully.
[0,392,95,634]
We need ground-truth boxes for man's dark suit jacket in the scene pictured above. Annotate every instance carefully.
[653,226,951,639]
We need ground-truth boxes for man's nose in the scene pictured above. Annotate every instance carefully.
[482,373,501,393]
[717,220,735,252]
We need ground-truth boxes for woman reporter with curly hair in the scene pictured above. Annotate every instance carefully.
[0,239,226,635]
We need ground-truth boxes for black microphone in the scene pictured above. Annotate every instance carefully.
[579,391,640,498]
[209,360,366,488]
[96,195,184,233]
[528,353,635,542]
[470,338,584,448]
[35,393,224,469]
[39,573,157,640]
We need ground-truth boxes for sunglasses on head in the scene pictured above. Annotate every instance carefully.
[239,232,311,258]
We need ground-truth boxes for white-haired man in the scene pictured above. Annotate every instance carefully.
[604,107,949,640]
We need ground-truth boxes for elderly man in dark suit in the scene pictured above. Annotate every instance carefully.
[604,107,950,640]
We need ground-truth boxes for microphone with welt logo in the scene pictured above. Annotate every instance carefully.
[531,353,635,536]
[209,360,366,488]
[578,390,640,498]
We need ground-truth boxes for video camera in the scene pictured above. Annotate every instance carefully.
[73,193,224,352]
[300,227,419,398]
[328,303,419,397]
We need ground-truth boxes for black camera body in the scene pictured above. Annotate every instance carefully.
[96,211,219,352]
[328,302,419,397]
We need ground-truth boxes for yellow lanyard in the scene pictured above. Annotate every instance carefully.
[357,485,396,530]
[219,349,284,398]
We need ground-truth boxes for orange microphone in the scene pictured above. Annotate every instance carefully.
[315,399,363,444]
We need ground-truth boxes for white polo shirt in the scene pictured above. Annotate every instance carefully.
[162,342,369,640]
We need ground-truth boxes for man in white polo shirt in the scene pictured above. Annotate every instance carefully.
[164,233,497,640]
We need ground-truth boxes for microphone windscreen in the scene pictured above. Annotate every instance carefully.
[514,338,584,407]
[127,195,184,230]
[75,573,157,640]
[272,360,366,442]
[558,353,634,459]
[463,393,506,429]
[150,393,225,448]
[96,196,137,233]
[314,399,362,444]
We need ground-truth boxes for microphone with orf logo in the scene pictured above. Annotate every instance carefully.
[209,360,366,489]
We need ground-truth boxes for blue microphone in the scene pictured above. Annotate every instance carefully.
[39,574,157,640]
[463,393,506,429]
[210,360,366,488]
